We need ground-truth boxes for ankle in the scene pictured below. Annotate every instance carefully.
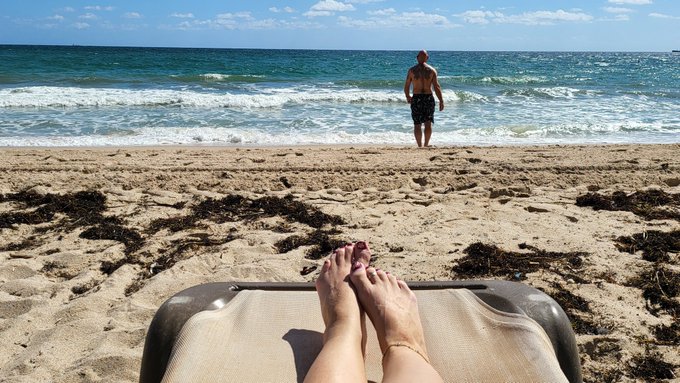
[324,320,362,342]
[382,342,430,364]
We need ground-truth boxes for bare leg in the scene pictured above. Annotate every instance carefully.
[413,124,423,147]
[350,264,443,383]
[424,121,432,147]
[304,245,366,383]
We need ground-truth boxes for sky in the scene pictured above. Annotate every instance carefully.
[1,1,679,51]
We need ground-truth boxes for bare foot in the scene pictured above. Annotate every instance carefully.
[315,244,362,343]
[307,245,366,382]
[350,263,429,361]
[351,241,372,354]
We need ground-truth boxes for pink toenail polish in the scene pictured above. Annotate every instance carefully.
[356,241,366,249]
[353,261,363,270]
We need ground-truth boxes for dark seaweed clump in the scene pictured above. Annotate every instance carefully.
[627,266,680,317]
[80,224,144,254]
[549,282,590,313]
[628,351,677,381]
[148,194,344,234]
[274,229,345,260]
[0,190,141,253]
[614,230,680,263]
[545,282,612,336]
[0,190,118,229]
[576,190,680,221]
[653,322,680,345]
[452,242,587,280]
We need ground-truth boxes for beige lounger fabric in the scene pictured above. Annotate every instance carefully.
[161,289,568,383]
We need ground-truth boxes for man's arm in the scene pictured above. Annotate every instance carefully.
[432,70,444,111]
[404,70,413,104]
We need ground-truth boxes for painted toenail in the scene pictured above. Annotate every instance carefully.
[353,261,364,270]
[356,241,366,249]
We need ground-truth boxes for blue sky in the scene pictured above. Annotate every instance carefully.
[1,1,678,51]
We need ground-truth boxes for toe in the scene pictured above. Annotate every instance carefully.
[350,262,373,291]
[353,241,371,266]
[341,244,354,264]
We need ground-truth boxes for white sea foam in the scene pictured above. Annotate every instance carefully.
[0,120,676,148]
[0,86,409,109]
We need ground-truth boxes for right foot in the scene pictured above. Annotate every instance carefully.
[315,245,362,343]
[349,263,430,362]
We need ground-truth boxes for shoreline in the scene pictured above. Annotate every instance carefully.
[0,143,679,381]
[1,141,679,150]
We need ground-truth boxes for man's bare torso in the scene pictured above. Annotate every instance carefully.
[409,63,436,94]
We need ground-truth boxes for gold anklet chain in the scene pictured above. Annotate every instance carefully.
[382,343,430,364]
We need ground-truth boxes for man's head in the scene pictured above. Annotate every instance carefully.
[417,50,429,64]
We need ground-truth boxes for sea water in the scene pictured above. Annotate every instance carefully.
[0,45,678,146]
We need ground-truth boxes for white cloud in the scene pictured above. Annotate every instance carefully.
[304,11,332,17]
[305,0,355,17]
[603,7,633,13]
[167,14,323,31]
[270,7,295,13]
[458,9,593,25]
[171,13,195,19]
[649,12,680,19]
[124,12,142,19]
[217,12,254,21]
[608,0,652,4]
[368,8,396,16]
[84,5,114,11]
[72,22,90,29]
[339,11,455,29]
[47,14,65,21]
[458,10,503,24]
[79,13,98,20]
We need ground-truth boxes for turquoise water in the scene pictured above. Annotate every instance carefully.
[1,45,678,146]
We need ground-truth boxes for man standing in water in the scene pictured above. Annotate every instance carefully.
[404,50,444,147]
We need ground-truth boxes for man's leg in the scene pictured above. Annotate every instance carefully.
[413,123,423,147]
[304,244,366,383]
[424,121,432,147]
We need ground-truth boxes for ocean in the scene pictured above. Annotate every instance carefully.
[1,45,678,147]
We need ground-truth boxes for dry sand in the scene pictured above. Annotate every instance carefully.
[0,144,679,382]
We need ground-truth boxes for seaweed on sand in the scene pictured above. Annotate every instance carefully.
[80,224,144,254]
[549,282,590,313]
[0,190,118,229]
[147,194,345,234]
[627,266,680,317]
[0,190,141,253]
[627,350,677,381]
[614,230,680,263]
[653,322,680,346]
[452,242,587,280]
[545,282,615,336]
[274,229,345,260]
[576,190,680,221]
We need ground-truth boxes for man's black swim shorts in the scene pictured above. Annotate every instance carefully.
[410,94,435,124]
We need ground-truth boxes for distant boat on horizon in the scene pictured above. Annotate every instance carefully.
[673,50,680,53]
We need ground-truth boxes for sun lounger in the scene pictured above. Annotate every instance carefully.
[139,280,582,383]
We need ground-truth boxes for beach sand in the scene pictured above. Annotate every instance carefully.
[0,144,679,382]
